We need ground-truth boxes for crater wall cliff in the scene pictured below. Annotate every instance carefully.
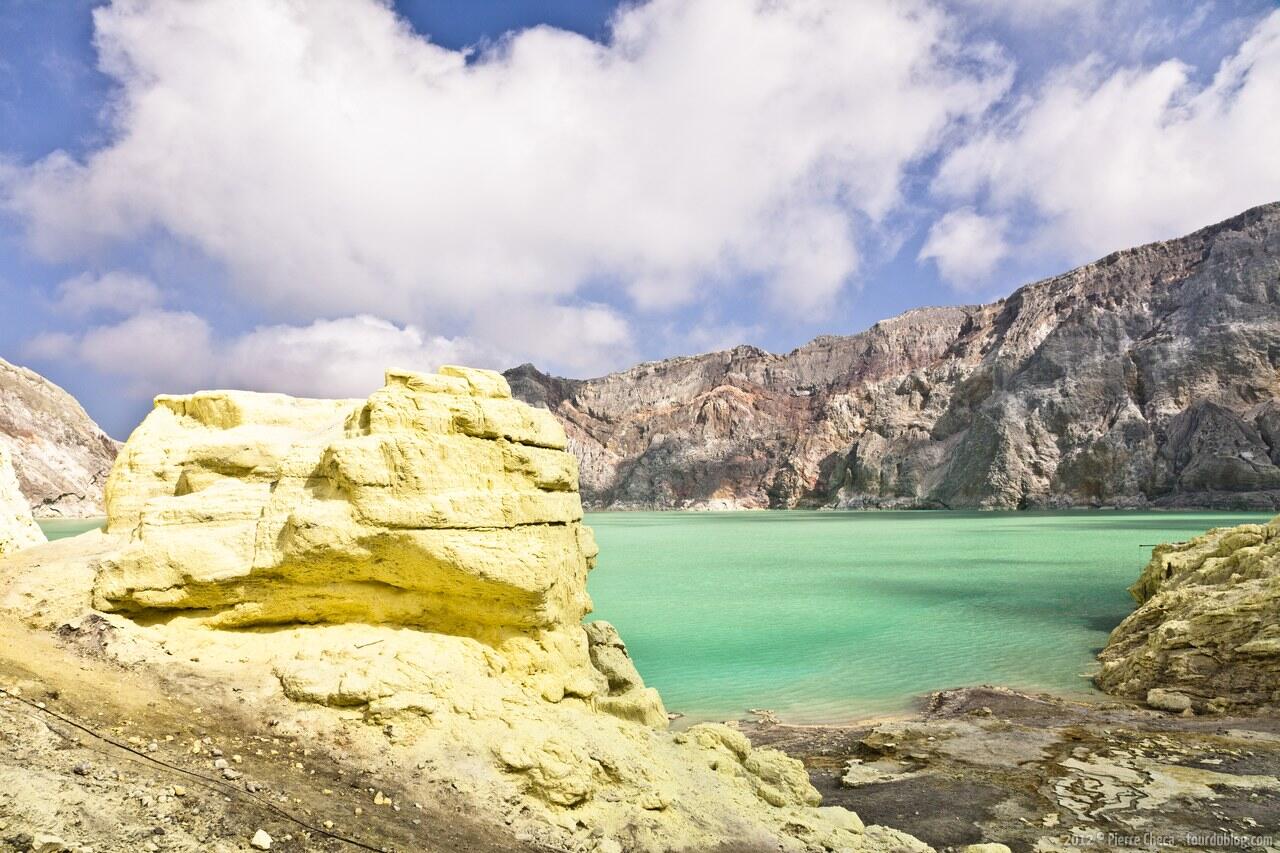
[0,356,118,517]
[509,202,1280,511]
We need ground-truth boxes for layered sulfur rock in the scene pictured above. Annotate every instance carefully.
[1097,516,1280,710]
[0,445,45,556]
[58,367,919,850]
[95,366,611,697]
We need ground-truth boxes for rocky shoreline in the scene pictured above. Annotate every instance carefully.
[744,686,1280,853]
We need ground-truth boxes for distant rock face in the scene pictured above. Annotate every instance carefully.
[95,365,665,724]
[1098,517,1280,711]
[0,445,45,556]
[0,357,118,517]
[509,202,1280,510]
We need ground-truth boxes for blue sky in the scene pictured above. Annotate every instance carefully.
[1,0,1278,437]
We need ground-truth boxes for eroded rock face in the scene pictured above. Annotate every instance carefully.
[509,202,1280,510]
[1097,516,1280,710]
[0,357,118,518]
[0,445,45,556]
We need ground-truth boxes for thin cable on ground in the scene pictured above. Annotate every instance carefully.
[0,686,387,852]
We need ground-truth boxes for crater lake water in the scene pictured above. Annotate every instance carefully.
[39,518,106,540]
[584,510,1273,724]
[37,510,1274,724]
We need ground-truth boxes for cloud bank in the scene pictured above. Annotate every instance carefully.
[28,311,487,400]
[925,9,1280,284]
[3,0,1009,391]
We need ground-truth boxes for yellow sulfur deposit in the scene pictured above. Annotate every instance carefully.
[0,445,45,556]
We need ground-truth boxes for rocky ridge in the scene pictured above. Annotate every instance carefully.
[0,357,118,517]
[508,202,1280,510]
[0,366,941,853]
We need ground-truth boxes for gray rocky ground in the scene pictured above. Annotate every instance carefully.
[745,686,1280,853]
[509,201,1280,512]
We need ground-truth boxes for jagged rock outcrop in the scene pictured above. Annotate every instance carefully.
[508,202,1280,510]
[0,356,118,517]
[0,445,45,556]
[1097,516,1280,712]
[17,366,929,852]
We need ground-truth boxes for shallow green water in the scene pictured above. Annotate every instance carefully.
[37,518,105,540]
[584,510,1272,724]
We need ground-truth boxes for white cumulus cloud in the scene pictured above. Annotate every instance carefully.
[51,270,162,317]
[3,0,1010,380]
[29,312,490,399]
[932,9,1280,267]
[918,208,1009,289]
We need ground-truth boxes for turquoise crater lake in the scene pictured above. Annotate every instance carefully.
[37,510,1274,724]
[584,510,1273,724]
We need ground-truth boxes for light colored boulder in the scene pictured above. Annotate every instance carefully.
[0,445,45,556]
[1146,688,1193,713]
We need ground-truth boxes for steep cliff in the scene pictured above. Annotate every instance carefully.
[0,367,934,852]
[508,202,1280,510]
[1098,516,1280,712]
[0,357,118,517]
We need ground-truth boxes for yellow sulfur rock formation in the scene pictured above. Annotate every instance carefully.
[0,445,45,556]
[1098,516,1280,711]
[2,367,932,852]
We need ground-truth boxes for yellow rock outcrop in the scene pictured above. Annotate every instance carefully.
[1098,516,1280,711]
[1,367,933,852]
[94,366,622,703]
[0,445,45,556]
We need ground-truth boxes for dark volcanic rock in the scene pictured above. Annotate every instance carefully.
[508,202,1280,510]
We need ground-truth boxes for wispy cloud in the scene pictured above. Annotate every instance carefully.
[931,9,1280,268]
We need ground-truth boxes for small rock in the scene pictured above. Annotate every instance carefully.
[961,845,1012,853]
[1146,688,1193,713]
[213,758,229,770]
[72,762,91,776]
[223,768,243,780]
[249,829,272,850]
[30,834,69,853]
